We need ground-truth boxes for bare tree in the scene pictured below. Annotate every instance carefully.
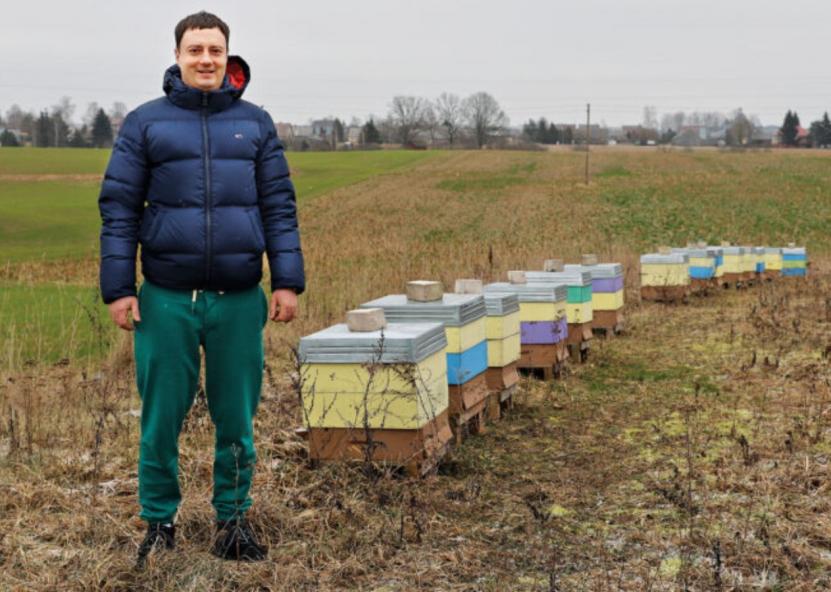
[642,105,658,130]
[84,102,101,127]
[51,96,76,124]
[463,92,508,148]
[435,92,464,147]
[108,102,128,121]
[387,95,428,147]
[5,104,27,130]
[660,111,686,133]
[422,103,439,146]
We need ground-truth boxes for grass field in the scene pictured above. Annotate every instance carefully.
[2,146,831,589]
[0,147,440,367]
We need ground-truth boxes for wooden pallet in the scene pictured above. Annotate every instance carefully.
[485,363,520,391]
[518,343,566,380]
[640,285,690,303]
[485,382,518,421]
[592,308,625,337]
[691,278,718,295]
[566,321,592,363]
[721,272,745,288]
[302,410,453,477]
[448,372,489,443]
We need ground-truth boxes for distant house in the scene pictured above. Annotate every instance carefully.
[346,126,362,144]
[750,125,778,147]
[0,127,23,146]
[276,122,294,141]
[574,124,608,145]
[311,119,336,140]
[621,125,659,145]
[773,125,810,147]
[671,124,727,147]
[293,125,313,138]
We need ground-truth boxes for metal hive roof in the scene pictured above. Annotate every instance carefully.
[360,293,486,327]
[299,322,447,364]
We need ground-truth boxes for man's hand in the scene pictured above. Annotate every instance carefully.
[270,289,298,323]
[108,296,141,331]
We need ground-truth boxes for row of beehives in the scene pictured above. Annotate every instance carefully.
[297,255,622,474]
[640,243,808,302]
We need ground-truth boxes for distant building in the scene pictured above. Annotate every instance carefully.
[773,125,810,147]
[574,124,608,145]
[276,122,294,141]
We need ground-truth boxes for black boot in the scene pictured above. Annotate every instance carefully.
[211,517,268,561]
[136,522,175,567]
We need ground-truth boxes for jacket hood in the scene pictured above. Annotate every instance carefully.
[163,55,250,111]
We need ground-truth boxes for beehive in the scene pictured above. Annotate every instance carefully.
[483,293,521,412]
[564,263,625,334]
[361,291,490,438]
[640,252,690,302]
[782,246,807,277]
[484,293,521,368]
[763,247,783,277]
[673,247,717,292]
[300,322,449,429]
[484,281,569,376]
[751,247,767,280]
[524,270,593,361]
[720,246,747,285]
[361,293,487,384]
[298,321,453,470]
[706,246,726,285]
[740,246,757,282]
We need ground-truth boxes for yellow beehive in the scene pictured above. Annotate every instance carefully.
[640,263,690,286]
[301,352,449,429]
[566,300,595,324]
[299,323,449,430]
[764,248,783,271]
[592,291,625,311]
[721,247,745,273]
[444,317,486,354]
[519,301,567,323]
[487,333,521,367]
[483,294,521,368]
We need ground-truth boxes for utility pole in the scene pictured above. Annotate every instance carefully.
[585,103,591,185]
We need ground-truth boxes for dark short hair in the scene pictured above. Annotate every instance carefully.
[175,11,230,49]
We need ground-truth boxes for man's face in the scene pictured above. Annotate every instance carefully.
[175,27,227,91]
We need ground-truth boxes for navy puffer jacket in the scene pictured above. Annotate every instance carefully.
[98,56,305,304]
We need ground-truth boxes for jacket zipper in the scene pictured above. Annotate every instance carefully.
[201,94,212,286]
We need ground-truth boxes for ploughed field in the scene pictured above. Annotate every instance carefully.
[1,146,831,590]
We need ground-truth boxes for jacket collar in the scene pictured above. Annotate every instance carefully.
[163,55,250,112]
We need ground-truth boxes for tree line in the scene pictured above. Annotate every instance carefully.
[0,97,120,148]
[361,91,509,149]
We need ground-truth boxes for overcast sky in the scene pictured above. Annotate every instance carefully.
[2,0,829,128]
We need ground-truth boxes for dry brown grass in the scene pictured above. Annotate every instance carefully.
[2,149,831,589]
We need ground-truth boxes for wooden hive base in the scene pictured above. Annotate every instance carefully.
[765,269,781,279]
[304,410,453,477]
[721,272,745,288]
[592,309,625,337]
[485,363,520,391]
[566,321,593,346]
[518,343,566,381]
[486,383,517,421]
[640,285,690,303]
[448,372,490,443]
[691,278,718,295]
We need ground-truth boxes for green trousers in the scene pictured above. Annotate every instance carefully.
[134,280,267,523]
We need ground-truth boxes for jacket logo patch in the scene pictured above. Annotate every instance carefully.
[234,133,244,139]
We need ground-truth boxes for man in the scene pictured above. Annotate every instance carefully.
[98,11,304,564]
